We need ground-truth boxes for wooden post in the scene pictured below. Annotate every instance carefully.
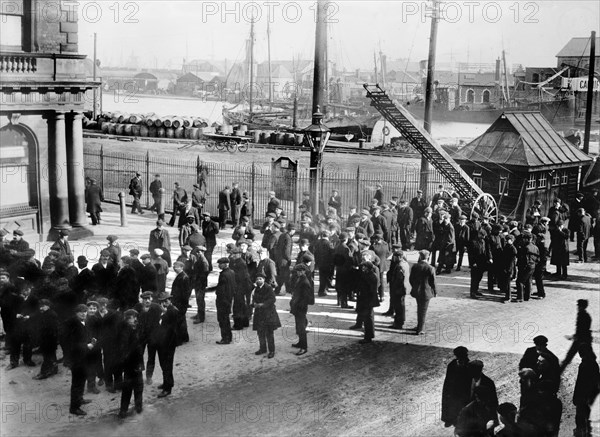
[158,188,166,221]
[293,159,298,223]
[145,150,150,208]
[118,191,127,227]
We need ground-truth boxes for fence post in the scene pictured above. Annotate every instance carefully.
[356,166,360,208]
[100,145,105,192]
[118,191,127,227]
[293,159,298,223]
[145,150,150,208]
[158,188,166,221]
[251,162,256,224]
[196,155,201,185]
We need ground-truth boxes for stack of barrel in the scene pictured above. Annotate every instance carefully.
[96,112,211,139]
[250,129,304,146]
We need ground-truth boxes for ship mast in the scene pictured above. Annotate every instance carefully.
[583,30,596,155]
[502,50,510,108]
[249,18,255,115]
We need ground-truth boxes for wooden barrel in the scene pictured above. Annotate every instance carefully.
[240,124,248,132]
[146,117,156,126]
[107,123,116,135]
[115,124,125,136]
[172,117,183,129]
[182,117,192,128]
[123,124,133,136]
[295,133,304,146]
[174,127,184,138]
[276,133,286,145]
[284,133,294,145]
[165,127,175,138]
[189,127,200,139]
[148,126,157,137]
[260,132,269,144]
[100,122,109,134]
[132,125,141,136]
[139,125,149,137]
[129,114,142,124]
[157,127,166,138]
[234,129,245,137]
[253,130,261,143]
[117,113,130,123]
[193,118,208,128]
[162,117,173,128]
[270,132,278,144]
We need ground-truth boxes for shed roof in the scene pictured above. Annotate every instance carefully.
[453,111,592,170]
[556,37,600,58]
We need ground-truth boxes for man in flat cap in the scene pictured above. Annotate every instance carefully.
[139,255,158,298]
[148,220,172,268]
[117,309,144,418]
[33,299,59,380]
[106,235,122,267]
[519,335,559,372]
[149,174,162,213]
[191,183,205,212]
[177,199,200,229]
[168,182,188,227]
[301,191,312,214]
[171,261,191,344]
[8,229,29,254]
[230,182,242,228]
[215,258,235,345]
[441,346,471,427]
[217,185,231,230]
[266,191,280,215]
[128,171,144,215]
[561,299,593,372]
[85,178,104,225]
[409,250,437,335]
[67,304,94,415]
[133,291,161,385]
[201,212,219,270]
[152,292,179,398]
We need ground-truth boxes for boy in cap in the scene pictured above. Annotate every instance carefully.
[33,299,59,379]
[152,249,169,294]
[497,234,517,302]
[215,258,235,345]
[51,229,71,257]
[117,309,144,418]
[85,301,103,393]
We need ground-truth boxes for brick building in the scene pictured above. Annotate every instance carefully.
[0,0,99,240]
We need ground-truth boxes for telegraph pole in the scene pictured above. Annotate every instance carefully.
[310,0,327,214]
[419,0,440,199]
[92,32,97,120]
[583,30,596,155]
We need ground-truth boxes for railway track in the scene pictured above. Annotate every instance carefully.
[83,130,420,159]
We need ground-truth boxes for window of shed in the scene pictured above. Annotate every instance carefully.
[538,173,547,188]
[561,171,569,185]
[552,171,560,186]
[526,173,536,190]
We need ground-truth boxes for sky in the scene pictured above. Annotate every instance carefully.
[76,0,600,71]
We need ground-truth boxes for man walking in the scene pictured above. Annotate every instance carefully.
[218,185,231,230]
[128,172,144,215]
[85,178,104,225]
[149,174,162,213]
[230,182,242,228]
[168,183,187,227]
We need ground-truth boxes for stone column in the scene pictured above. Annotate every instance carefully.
[47,111,71,238]
[66,112,88,227]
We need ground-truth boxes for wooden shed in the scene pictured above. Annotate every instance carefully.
[453,111,592,220]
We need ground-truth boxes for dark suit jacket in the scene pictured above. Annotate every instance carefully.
[216,268,236,313]
[171,272,191,313]
[218,189,231,211]
[150,305,179,349]
[67,317,91,367]
[409,260,437,301]
[85,184,104,213]
[148,228,171,253]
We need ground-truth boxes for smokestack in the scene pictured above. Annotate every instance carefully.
[495,58,501,82]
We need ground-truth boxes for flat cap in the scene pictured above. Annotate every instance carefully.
[39,299,51,307]
[124,309,138,317]
[140,254,151,260]
[0,269,10,277]
[75,304,88,313]
[13,229,24,236]
[157,292,171,301]
[154,248,164,256]
[59,229,70,236]
[268,191,276,196]
[255,272,266,279]
[266,212,276,218]
[86,301,99,308]
[201,212,211,217]
[533,335,548,345]
[182,245,192,251]
[106,234,118,242]
[129,249,140,256]
[195,245,207,251]
[141,291,153,299]
[217,257,230,264]
[392,243,402,249]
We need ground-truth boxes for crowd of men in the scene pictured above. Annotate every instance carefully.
[442,299,598,437]
[2,176,599,423]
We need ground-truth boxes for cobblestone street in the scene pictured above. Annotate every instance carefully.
[1,206,598,436]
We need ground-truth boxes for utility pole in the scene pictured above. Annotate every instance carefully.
[267,17,272,110]
[502,50,511,108]
[583,30,596,155]
[419,0,440,198]
[92,32,97,120]
[310,0,327,214]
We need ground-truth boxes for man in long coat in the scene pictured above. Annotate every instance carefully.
[148,220,172,267]
[251,274,281,358]
[85,178,104,225]
[409,250,436,335]
[218,186,231,230]
[215,258,235,345]
[441,346,472,427]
